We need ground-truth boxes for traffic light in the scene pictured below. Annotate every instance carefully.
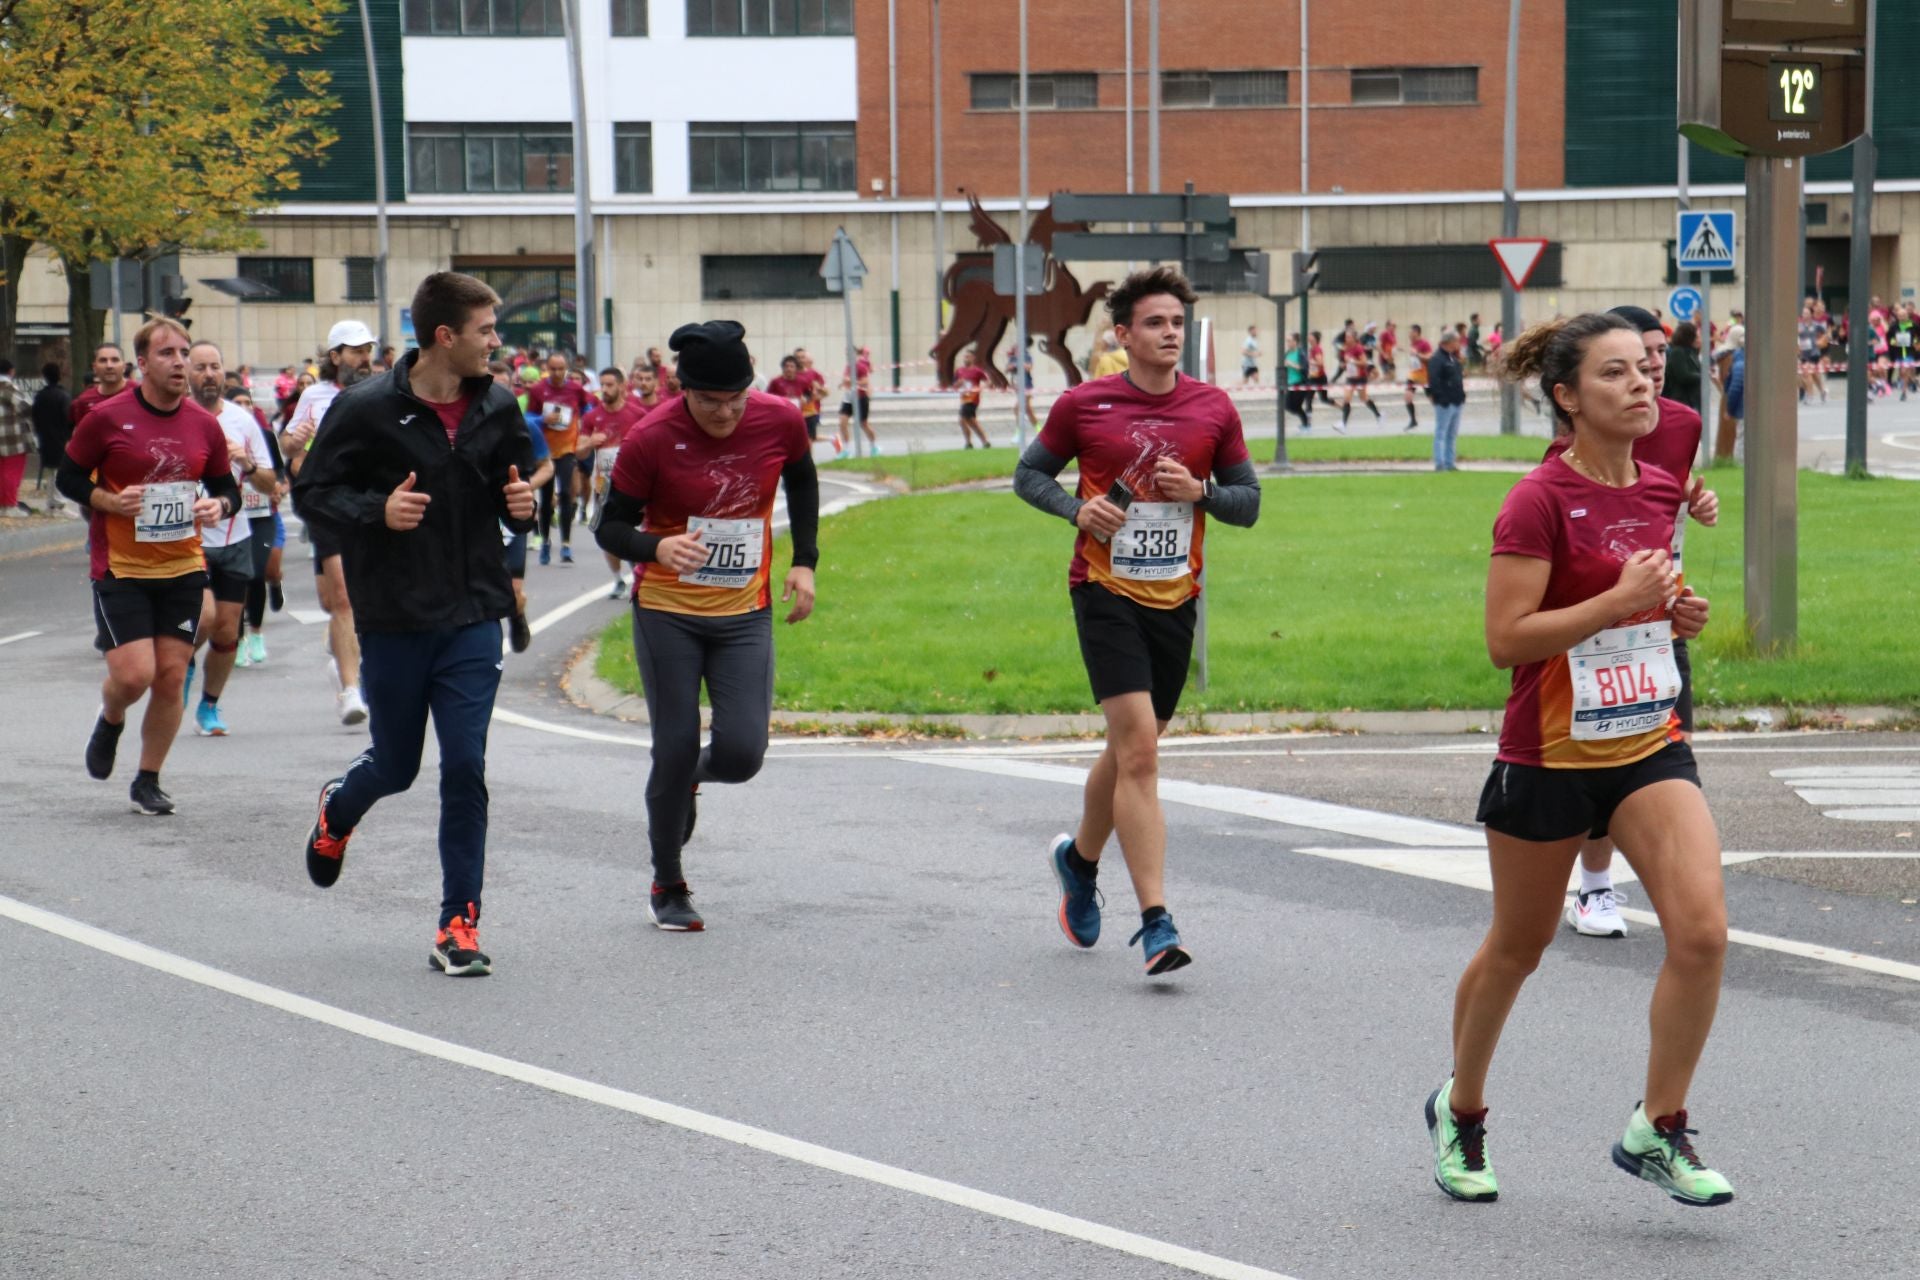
[1290,250,1319,296]
[161,275,192,329]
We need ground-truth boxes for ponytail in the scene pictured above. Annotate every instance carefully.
[1496,312,1636,431]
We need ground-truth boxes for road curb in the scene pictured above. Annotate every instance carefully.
[0,515,88,561]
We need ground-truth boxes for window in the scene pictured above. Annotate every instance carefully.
[1350,66,1478,106]
[686,0,852,36]
[1162,70,1286,109]
[403,0,566,35]
[408,124,574,194]
[614,123,653,193]
[969,73,1099,111]
[688,122,855,192]
[611,0,648,34]
[236,257,314,303]
[1314,243,1561,293]
[702,254,831,301]
[344,257,378,301]
[1187,250,1263,296]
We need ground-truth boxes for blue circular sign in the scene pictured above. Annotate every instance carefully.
[1667,286,1703,323]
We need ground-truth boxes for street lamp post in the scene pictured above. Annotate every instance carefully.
[356,0,391,352]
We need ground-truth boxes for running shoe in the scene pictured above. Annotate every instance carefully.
[183,657,195,707]
[234,639,254,668]
[509,611,531,653]
[193,700,229,737]
[560,545,574,565]
[1128,913,1191,976]
[1048,833,1102,948]
[1425,1078,1499,1202]
[539,542,551,566]
[431,907,492,976]
[1612,1104,1735,1207]
[648,882,704,932]
[338,686,368,726]
[607,576,625,600]
[246,633,268,665]
[305,776,352,887]
[85,710,123,780]
[1566,886,1629,938]
[129,776,176,816]
[268,581,284,612]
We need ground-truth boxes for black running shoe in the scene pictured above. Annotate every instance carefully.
[509,611,531,654]
[129,776,176,816]
[86,711,123,780]
[268,581,284,612]
[430,907,491,976]
[648,882,704,932]
[305,777,351,887]
[684,784,699,846]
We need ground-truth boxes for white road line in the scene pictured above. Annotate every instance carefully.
[286,608,331,626]
[1823,808,1920,822]
[904,755,1484,848]
[1881,432,1920,454]
[1794,789,1920,806]
[0,629,44,646]
[1772,767,1920,780]
[528,582,623,635]
[0,893,1296,1280]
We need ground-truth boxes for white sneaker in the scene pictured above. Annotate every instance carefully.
[338,686,369,726]
[1566,887,1629,938]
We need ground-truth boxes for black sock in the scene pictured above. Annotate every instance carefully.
[1140,905,1169,927]
[1341,404,1351,423]
[135,769,159,787]
[201,691,218,706]
[97,715,124,734]
[1368,400,1381,418]
[1064,840,1098,881]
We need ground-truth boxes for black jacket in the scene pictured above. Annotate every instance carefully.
[1428,347,1466,407]
[292,351,534,634]
[1664,345,1702,415]
[31,382,71,453]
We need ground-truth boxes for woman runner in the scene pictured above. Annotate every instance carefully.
[1427,312,1735,1209]
[594,321,820,932]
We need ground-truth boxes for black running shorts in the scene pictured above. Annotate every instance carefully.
[203,541,253,604]
[310,521,341,573]
[1476,740,1700,843]
[1070,581,1196,722]
[803,414,820,441]
[93,571,206,653]
[960,401,979,421]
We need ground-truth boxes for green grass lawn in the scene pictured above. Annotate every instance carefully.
[597,470,1918,715]
[821,433,1551,491]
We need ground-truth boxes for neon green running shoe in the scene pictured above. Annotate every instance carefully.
[1425,1078,1498,1202]
[1611,1103,1735,1207]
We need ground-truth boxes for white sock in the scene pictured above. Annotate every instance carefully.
[1579,865,1614,894]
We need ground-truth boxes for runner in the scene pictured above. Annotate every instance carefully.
[1283,333,1312,431]
[1338,330,1380,430]
[1378,320,1399,383]
[593,320,820,933]
[1542,305,1717,937]
[1403,323,1432,431]
[835,345,877,458]
[952,348,992,448]
[792,349,828,442]
[579,366,650,599]
[231,388,287,669]
[1239,324,1260,388]
[525,351,594,564]
[1891,303,1918,400]
[765,355,811,424]
[281,319,378,726]
[1428,311,1733,1208]
[1005,342,1040,437]
[497,371,554,655]
[1012,266,1262,978]
[183,341,277,735]
[1308,330,1334,406]
[57,319,242,815]
[294,271,537,977]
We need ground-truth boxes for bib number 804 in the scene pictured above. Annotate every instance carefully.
[1591,661,1660,708]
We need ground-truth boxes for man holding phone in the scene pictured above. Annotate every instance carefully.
[1013,267,1262,978]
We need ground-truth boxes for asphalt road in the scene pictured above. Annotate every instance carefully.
[2,508,1917,1280]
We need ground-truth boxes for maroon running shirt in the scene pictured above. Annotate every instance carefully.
[1543,397,1701,495]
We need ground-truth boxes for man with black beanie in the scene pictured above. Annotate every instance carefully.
[595,320,820,932]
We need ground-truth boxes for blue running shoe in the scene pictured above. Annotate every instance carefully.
[539,542,552,566]
[193,699,228,737]
[560,544,574,564]
[183,657,195,708]
[1048,833,1101,947]
[1129,913,1192,976]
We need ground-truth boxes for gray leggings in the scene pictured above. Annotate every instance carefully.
[632,603,774,883]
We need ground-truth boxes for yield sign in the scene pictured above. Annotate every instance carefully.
[1488,238,1549,291]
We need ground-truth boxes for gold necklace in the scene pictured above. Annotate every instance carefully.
[1563,449,1632,488]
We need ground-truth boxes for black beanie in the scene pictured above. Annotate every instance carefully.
[669,320,754,392]
[1607,305,1663,334]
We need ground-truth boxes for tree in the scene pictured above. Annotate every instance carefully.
[0,0,342,367]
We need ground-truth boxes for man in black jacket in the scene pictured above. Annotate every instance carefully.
[292,272,536,977]
[1427,330,1467,472]
[31,363,73,512]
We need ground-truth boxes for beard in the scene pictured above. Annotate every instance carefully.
[337,362,372,389]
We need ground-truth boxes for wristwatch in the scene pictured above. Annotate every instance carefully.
[1200,477,1215,506]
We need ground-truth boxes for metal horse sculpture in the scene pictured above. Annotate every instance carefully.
[931,193,1111,391]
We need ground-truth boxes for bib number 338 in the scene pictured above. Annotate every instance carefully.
[1111,501,1193,581]
[679,515,763,588]
[1568,620,1682,740]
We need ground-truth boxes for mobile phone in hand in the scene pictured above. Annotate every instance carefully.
[1094,480,1134,543]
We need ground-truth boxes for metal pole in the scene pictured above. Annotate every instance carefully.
[356,0,391,352]
[1299,0,1310,385]
[1744,154,1801,652]
[561,0,594,359]
[1147,0,1160,193]
[842,283,860,460]
[1124,0,1134,193]
[1676,69,1712,451]
[235,294,246,373]
[110,258,124,350]
[1498,0,1520,435]
[1015,0,1030,446]
[931,0,945,344]
[1275,297,1291,469]
[1845,0,1878,477]
[888,0,901,389]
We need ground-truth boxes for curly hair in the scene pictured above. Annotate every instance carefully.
[1497,312,1638,431]
[1107,265,1197,329]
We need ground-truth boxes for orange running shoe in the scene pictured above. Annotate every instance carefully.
[305,777,352,888]
[431,905,491,976]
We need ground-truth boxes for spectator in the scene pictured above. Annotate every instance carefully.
[1665,321,1703,415]
[31,362,73,511]
[1090,328,1129,378]
[1720,325,1747,461]
[1465,313,1484,369]
[274,365,298,403]
[1427,330,1466,473]
[0,359,37,514]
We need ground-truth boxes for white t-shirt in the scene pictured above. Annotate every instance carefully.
[288,380,342,442]
[199,400,258,549]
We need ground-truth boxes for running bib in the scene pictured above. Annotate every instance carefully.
[1110,502,1193,581]
[241,479,271,514]
[136,482,197,543]
[547,405,574,427]
[1567,620,1682,741]
[679,515,763,588]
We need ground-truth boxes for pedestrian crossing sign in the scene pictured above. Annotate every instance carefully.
[1676,211,1736,272]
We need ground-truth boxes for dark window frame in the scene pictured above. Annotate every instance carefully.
[686,0,852,36]
[610,0,649,35]
[701,253,833,301]
[407,123,574,194]
[614,122,654,193]
[237,257,315,304]
[1161,69,1287,109]
[688,121,855,193]
[343,256,378,301]
[402,0,567,36]
[1349,65,1479,107]
[969,72,1099,111]
[1313,243,1561,293]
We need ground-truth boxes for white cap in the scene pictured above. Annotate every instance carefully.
[326,319,377,351]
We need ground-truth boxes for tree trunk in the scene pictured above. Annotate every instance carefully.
[63,253,105,376]
[0,234,29,365]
